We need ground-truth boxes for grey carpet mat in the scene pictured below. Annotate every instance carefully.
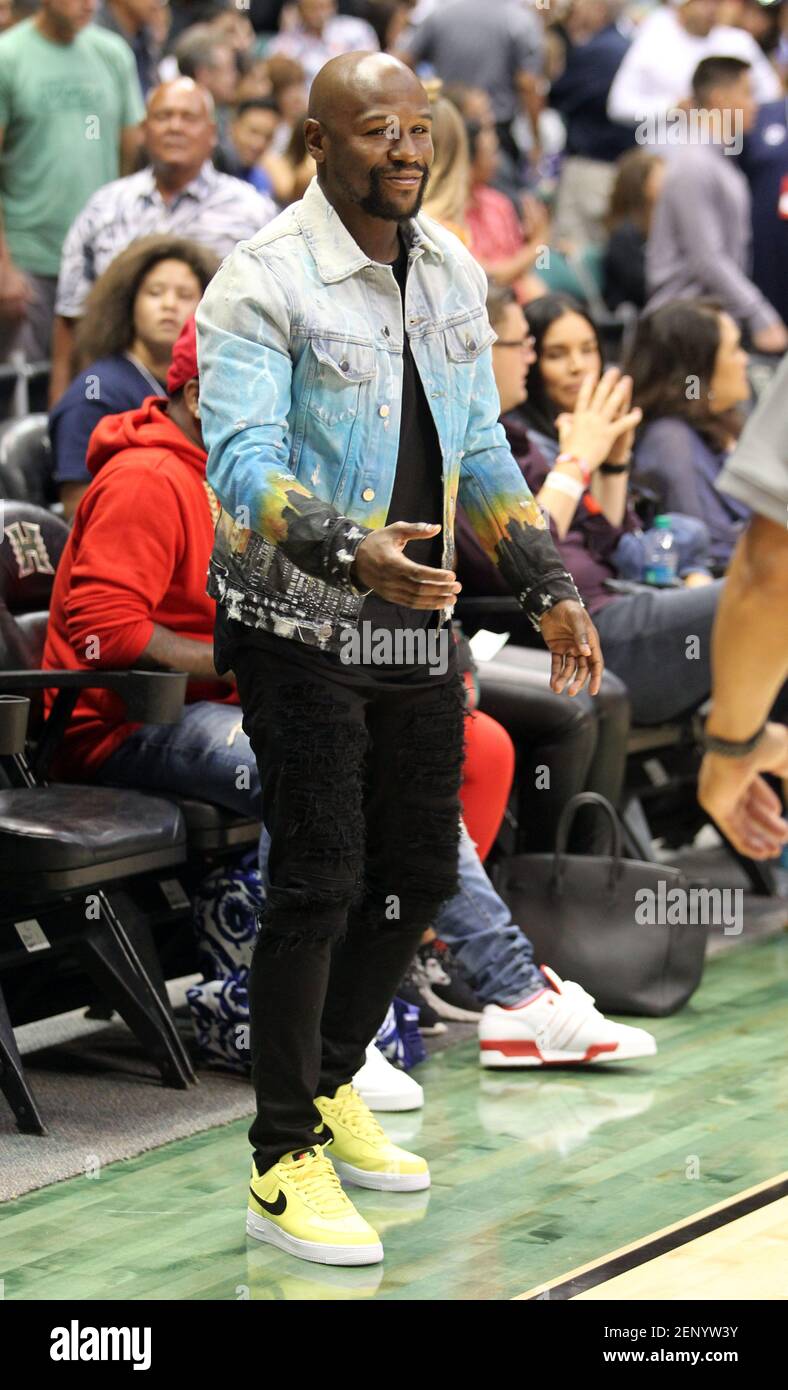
[0,1007,257,1202]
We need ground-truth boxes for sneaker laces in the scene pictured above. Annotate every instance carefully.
[558,980,599,1016]
[328,1087,386,1145]
[285,1149,352,1217]
[537,982,600,1049]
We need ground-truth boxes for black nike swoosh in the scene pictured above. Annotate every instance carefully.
[250,1186,287,1217]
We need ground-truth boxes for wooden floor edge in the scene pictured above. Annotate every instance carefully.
[513,1170,788,1300]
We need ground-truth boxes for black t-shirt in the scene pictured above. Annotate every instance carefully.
[216,230,456,687]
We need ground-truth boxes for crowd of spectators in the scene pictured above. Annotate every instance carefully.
[1,0,787,1057]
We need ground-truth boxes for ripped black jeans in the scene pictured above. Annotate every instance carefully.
[229,637,467,1172]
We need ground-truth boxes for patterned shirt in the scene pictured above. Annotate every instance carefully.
[55,160,277,318]
[266,16,379,88]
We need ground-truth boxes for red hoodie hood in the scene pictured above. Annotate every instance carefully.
[86,395,207,478]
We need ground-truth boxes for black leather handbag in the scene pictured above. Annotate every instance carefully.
[492,793,708,1017]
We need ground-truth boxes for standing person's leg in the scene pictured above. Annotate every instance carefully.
[553,157,617,249]
[230,645,371,1173]
[0,273,58,364]
[593,582,723,725]
[318,670,468,1098]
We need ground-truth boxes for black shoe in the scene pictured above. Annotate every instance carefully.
[397,971,447,1035]
[418,943,483,1022]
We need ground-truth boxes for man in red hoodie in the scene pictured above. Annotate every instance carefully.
[43,318,257,807]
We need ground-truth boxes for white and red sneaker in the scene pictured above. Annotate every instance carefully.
[479,967,657,1068]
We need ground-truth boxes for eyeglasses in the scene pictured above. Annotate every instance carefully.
[495,335,536,352]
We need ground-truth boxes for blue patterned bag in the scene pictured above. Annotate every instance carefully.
[187,854,420,1071]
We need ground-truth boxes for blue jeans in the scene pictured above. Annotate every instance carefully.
[432,823,545,1006]
[97,702,543,1009]
[95,701,262,816]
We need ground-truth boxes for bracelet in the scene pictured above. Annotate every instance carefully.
[555,452,591,487]
[545,468,584,502]
[701,721,767,758]
[599,460,631,475]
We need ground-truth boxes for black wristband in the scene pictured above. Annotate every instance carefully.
[599,461,631,475]
[701,722,767,758]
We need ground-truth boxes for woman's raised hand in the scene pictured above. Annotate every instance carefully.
[556,368,642,471]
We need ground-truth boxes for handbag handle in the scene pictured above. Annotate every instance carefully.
[551,792,624,895]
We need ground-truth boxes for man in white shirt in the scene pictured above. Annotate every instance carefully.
[266,0,379,89]
[49,78,276,402]
[607,0,781,128]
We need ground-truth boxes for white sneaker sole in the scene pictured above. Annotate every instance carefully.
[332,1157,431,1192]
[246,1209,384,1266]
[479,1038,657,1067]
[354,1086,424,1113]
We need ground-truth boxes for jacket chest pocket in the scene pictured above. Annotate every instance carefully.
[305,336,377,426]
[441,318,496,405]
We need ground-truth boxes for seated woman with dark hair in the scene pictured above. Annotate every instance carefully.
[627,299,752,572]
[456,289,725,727]
[602,150,664,312]
[49,235,219,521]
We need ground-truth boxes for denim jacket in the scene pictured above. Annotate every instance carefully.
[195,177,581,654]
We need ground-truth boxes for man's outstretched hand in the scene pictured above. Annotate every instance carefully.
[540,599,603,696]
[351,522,461,609]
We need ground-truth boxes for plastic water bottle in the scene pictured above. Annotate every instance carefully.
[641,515,679,585]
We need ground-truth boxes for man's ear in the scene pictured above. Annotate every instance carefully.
[304,117,326,164]
[184,377,201,419]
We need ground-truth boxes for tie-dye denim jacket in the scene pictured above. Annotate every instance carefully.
[195,177,581,654]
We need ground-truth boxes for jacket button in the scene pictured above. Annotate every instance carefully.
[362,487,375,502]
[378,404,390,418]
[383,326,390,337]
[339,359,349,371]
[465,336,476,350]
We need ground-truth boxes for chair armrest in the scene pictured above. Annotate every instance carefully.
[0,669,188,724]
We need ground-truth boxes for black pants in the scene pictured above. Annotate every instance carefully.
[230,637,467,1172]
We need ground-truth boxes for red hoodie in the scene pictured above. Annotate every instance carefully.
[43,396,238,778]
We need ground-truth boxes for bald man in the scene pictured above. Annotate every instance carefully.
[197,53,603,1267]
[49,78,276,403]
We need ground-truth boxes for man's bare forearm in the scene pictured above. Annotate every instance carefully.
[706,516,788,738]
[139,623,228,682]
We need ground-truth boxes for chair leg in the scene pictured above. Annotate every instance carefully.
[102,889,197,1084]
[0,983,47,1134]
[74,914,193,1091]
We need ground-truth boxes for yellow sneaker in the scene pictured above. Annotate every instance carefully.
[246,1144,383,1266]
[316,1084,431,1192]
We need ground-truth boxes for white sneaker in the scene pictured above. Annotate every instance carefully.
[352,1043,425,1112]
[479,966,657,1068]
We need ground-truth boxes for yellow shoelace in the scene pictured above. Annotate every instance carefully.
[327,1087,387,1145]
[285,1149,351,1217]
